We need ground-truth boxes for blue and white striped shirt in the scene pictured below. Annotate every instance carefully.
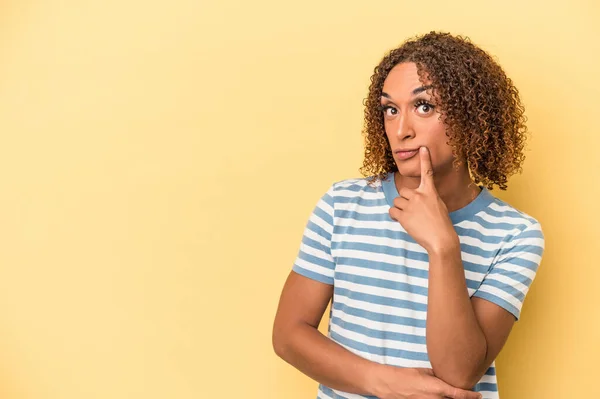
[292,172,545,399]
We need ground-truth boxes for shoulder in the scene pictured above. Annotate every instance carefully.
[485,195,543,230]
[328,175,384,198]
[478,194,545,251]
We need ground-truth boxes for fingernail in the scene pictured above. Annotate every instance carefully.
[420,147,427,153]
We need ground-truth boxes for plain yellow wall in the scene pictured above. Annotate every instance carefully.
[0,0,598,398]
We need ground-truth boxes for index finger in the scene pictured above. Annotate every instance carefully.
[418,146,434,189]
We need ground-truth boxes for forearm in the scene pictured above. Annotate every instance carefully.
[426,239,487,389]
[273,321,388,395]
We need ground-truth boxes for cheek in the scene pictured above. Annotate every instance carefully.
[425,125,456,163]
[383,120,394,137]
[422,120,451,147]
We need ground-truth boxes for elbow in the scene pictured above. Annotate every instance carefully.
[272,325,289,359]
[432,367,480,390]
[431,354,488,390]
[431,366,476,390]
[431,339,488,389]
[453,373,481,391]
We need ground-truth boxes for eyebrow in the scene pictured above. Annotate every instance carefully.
[381,85,433,99]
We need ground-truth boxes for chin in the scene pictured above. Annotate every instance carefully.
[396,164,420,178]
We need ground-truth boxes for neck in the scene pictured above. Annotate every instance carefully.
[394,168,481,213]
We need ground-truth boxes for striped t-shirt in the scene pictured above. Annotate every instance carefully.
[292,172,545,399]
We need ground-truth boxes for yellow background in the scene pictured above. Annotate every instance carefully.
[0,0,598,398]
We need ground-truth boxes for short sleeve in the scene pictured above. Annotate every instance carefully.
[472,221,545,320]
[291,184,336,285]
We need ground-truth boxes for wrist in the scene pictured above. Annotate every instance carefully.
[428,234,460,258]
[366,363,410,398]
[365,362,389,397]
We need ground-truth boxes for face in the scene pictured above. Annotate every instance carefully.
[380,62,458,181]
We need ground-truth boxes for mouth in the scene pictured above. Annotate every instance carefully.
[394,149,419,160]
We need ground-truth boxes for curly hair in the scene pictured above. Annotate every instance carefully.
[360,31,528,191]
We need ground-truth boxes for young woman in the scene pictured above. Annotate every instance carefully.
[272,31,545,399]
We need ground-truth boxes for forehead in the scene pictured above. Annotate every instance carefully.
[382,62,431,98]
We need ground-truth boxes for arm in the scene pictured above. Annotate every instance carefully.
[272,270,379,395]
[273,184,384,394]
[426,240,516,389]
[271,184,380,394]
[426,220,545,389]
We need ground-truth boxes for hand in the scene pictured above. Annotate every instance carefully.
[388,147,458,254]
[372,366,482,399]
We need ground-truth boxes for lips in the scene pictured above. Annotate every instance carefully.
[394,149,419,160]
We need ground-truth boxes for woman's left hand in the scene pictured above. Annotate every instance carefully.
[388,146,459,254]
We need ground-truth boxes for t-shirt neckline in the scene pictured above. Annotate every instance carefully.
[381,171,494,224]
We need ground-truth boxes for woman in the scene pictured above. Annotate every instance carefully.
[272,31,545,399]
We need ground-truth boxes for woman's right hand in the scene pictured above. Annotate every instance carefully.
[370,365,482,399]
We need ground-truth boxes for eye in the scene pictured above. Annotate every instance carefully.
[379,104,397,118]
[415,99,435,115]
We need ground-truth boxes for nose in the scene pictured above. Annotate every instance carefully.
[395,109,415,139]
